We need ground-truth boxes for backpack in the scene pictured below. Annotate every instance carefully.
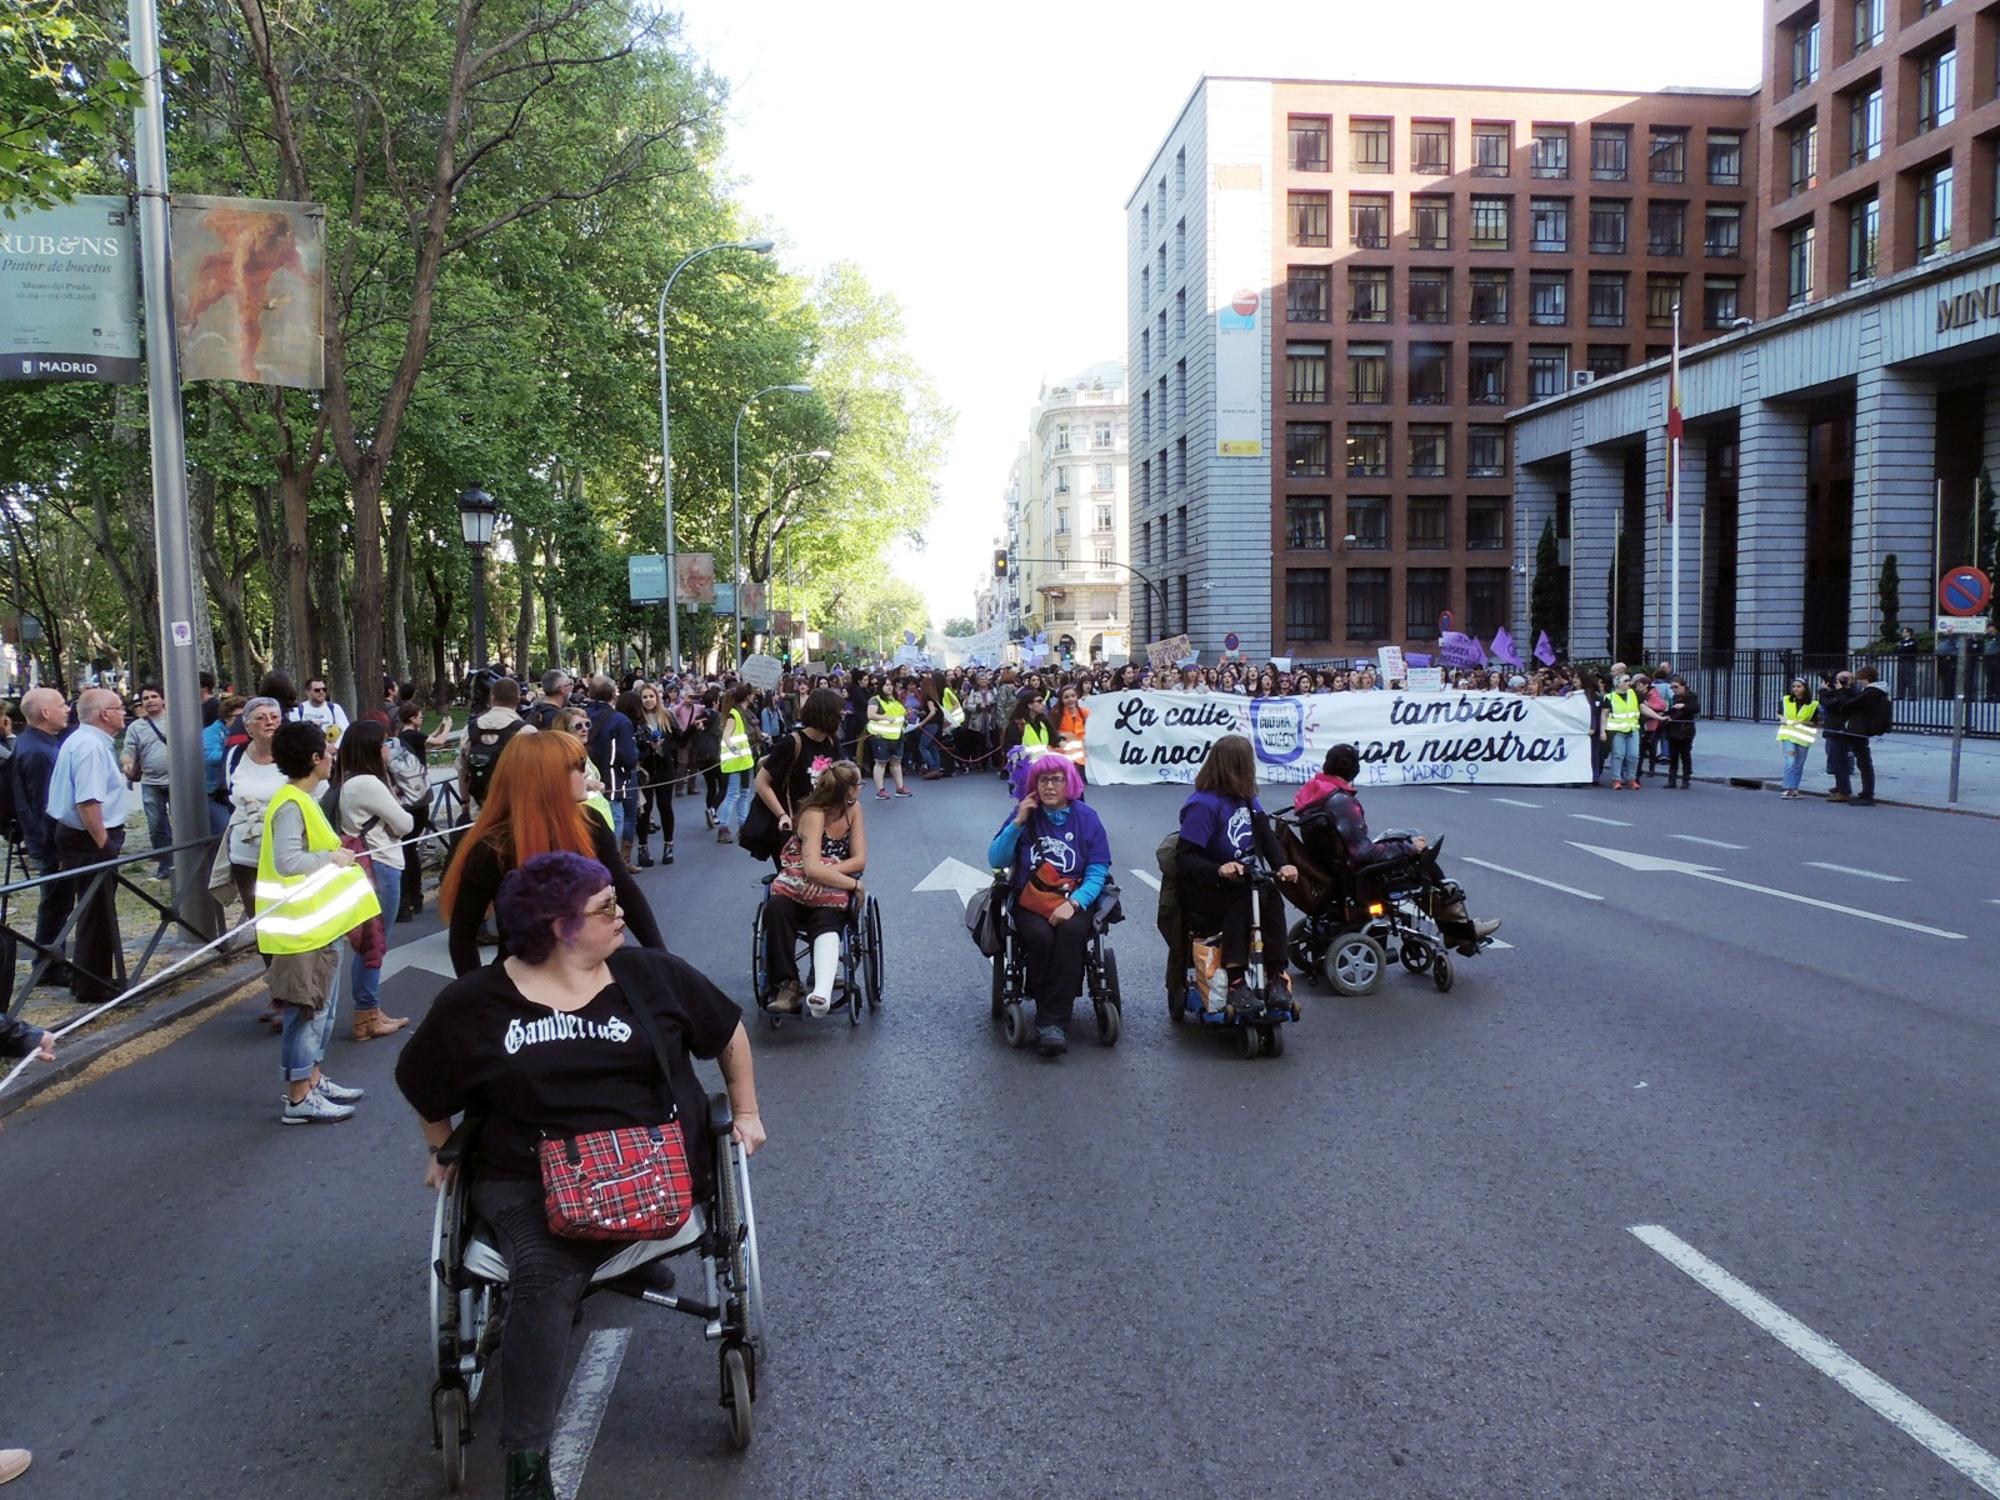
[388,739,430,808]
[524,701,564,732]
[463,717,526,802]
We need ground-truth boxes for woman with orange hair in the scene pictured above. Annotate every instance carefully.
[440,731,665,976]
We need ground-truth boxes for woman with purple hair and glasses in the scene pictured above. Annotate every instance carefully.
[986,753,1112,1057]
[395,851,763,1499]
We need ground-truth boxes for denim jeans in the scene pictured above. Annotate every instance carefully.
[918,725,943,772]
[1781,742,1810,790]
[279,958,341,1082]
[349,862,400,1011]
[1606,732,1639,784]
[142,783,172,874]
[1824,735,1854,796]
[717,770,754,829]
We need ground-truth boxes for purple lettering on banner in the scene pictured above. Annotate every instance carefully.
[1438,631,1486,669]
[1405,653,1433,668]
[1490,627,1524,670]
[1534,630,1558,667]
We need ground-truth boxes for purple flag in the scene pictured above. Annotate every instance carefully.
[1438,631,1486,670]
[1405,652,1433,668]
[1534,630,1558,667]
[1490,627,1524,669]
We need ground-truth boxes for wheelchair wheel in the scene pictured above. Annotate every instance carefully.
[1265,1024,1285,1058]
[990,952,1006,1020]
[1431,953,1455,993]
[1286,919,1325,984]
[1094,1001,1121,1047]
[721,1343,754,1449]
[864,897,884,1010]
[1399,941,1433,975]
[750,903,769,1013]
[436,1387,468,1491]
[1326,932,1386,996]
[1002,999,1034,1049]
[715,1139,766,1359]
[1100,948,1121,1008]
[1238,1026,1260,1059]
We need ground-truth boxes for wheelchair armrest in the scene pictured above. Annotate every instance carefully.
[760,872,778,887]
[435,1116,482,1168]
[1091,887,1124,931]
[707,1090,733,1138]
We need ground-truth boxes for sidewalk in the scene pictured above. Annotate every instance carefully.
[1681,719,2000,816]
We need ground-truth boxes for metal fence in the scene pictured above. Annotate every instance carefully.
[1666,650,2000,739]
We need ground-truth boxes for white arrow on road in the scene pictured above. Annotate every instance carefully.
[914,856,992,905]
[1565,843,1967,940]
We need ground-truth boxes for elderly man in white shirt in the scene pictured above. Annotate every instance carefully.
[45,688,132,1006]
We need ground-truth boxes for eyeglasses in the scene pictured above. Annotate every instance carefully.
[582,895,622,920]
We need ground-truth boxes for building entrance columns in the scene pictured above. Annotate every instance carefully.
[1644,412,1707,660]
[1735,398,1812,649]
[1849,363,1939,648]
[1567,446,1623,660]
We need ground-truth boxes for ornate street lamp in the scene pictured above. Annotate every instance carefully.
[458,484,500,670]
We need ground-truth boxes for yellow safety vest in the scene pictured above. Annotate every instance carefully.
[255,784,382,955]
[1777,697,1820,746]
[867,697,906,741]
[1019,720,1050,752]
[584,792,615,830]
[720,709,754,774]
[1605,689,1641,735]
[942,688,964,730]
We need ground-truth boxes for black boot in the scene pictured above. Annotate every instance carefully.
[506,1450,556,1500]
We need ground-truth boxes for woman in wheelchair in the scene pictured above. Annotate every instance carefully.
[1175,735,1296,1010]
[1293,743,1500,954]
[986,752,1111,1056]
[764,760,867,1015]
[395,852,763,1500]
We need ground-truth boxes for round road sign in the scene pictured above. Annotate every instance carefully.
[1939,565,1993,617]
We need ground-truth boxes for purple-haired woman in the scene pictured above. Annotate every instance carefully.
[395,851,763,1500]
[986,753,1112,1057]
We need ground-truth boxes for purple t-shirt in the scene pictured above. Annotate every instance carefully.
[1179,789,1263,865]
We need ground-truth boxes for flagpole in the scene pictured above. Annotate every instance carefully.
[1670,299,1683,660]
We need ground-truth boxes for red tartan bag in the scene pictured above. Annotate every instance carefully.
[535,989,695,1242]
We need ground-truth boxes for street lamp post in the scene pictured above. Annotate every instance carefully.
[732,384,813,665]
[458,484,499,673]
[657,239,775,675]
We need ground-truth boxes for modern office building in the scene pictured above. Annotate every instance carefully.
[1513,0,2000,659]
[1126,75,1755,661]
[1010,361,1132,661]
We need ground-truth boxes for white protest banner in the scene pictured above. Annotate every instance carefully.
[1145,634,1192,671]
[1405,667,1444,692]
[738,653,784,691]
[1081,690,1592,789]
[936,624,1008,668]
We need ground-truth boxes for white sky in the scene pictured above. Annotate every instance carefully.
[677,0,1763,630]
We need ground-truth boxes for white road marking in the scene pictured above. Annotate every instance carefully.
[1434,786,1472,795]
[1566,844,1966,940]
[1569,813,1633,827]
[1486,937,1515,950]
[1630,1225,2000,1497]
[550,1327,632,1500]
[1804,861,1909,883]
[1670,834,1749,850]
[913,856,991,904]
[1128,868,1162,891]
[1460,856,1603,902]
[379,930,459,981]
[1491,797,1542,808]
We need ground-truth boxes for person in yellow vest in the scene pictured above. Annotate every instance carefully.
[867,676,910,800]
[715,683,758,843]
[938,672,966,777]
[258,720,382,1125]
[1603,674,1644,789]
[1001,690,1053,781]
[1776,677,1820,799]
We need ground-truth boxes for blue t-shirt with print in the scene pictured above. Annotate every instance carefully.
[1179,789,1263,865]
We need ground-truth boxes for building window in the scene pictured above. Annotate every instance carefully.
[1094,501,1115,530]
[1055,506,1069,535]
[1847,193,1879,284]
[1347,343,1388,405]
[1285,570,1332,643]
[1472,122,1512,176]
[1704,203,1743,257]
[1853,0,1883,53]
[1917,45,1957,133]
[1287,343,1329,404]
[1917,163,1953,259]
[1175,287,1186,341]
[1349,193,1390,248]
[1467,501,1508,552]
[1786,221,1816,306]
[1408,342,1451,405]
[1788,119,1819,197]
[1530,271,1569,324]
[1350,117,1391,172]
[1848,86,1883,166]
[1649,127,1689,184]
[1646,273,1684,327]
[1347,499,1388,550]
[1589,198,1629,253]
[1470,196,1512,249]
[1411,120,1452,174]
[1406,569,1449,640]
[1467,425,1507,476]
[1530,197,1570,251]
[1531,125,1571,179]
[1348,267,1390,323]
[1588,271,1627,325]
[1289,115,1331,172]
[1647,200,1687,256]
[1288,265,1331,322]
[1346,567,1389,636]
[1408,424,1449,477]
[1094,461,1115,491]
[1345,423,1388,476]
[1289,191,1331,247]
[1054,425,1071,454]
[1468,344,1510,405]
[1587,344,1628,377]
[1286,422,1331,477]
[1707,130,1744,185]
[1408,269,1450,323]
[1702,275,1741,327]
[1466,567,1509,633]
[1592,125,1631,181]
[1408,496,1449,550]
[1470,269,1511,324]
[1140,205,1150,245]
[1176,506,1187,557]
[1412,195,1451,250]
[1527,344,1569,399]
[1286,497,1331,551]
[1175,147,1186,199]
[1788,11,1822,92]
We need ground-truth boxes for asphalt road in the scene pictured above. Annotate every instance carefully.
[2,769,1996,1499]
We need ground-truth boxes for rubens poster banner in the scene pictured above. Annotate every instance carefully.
[0,195,141,384]
[171,194,325,389]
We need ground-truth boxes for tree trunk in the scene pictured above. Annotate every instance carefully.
[386,502,410,684]
[423,562,453,709]
[512,542,535,676]
[280,468,316,679]
[317,548,357,714]
[249,482,296,678]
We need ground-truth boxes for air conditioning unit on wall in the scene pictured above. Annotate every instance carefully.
[1572,370,1596,390]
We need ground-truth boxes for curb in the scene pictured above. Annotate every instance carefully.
[1690,772,2000,820]
[0,954,264,1122]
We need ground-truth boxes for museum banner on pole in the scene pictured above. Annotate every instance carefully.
[0,195,141,384]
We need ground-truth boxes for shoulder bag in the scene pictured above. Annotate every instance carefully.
[738,731,803,860]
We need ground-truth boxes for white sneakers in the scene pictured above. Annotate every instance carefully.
[314,1075,365,1103]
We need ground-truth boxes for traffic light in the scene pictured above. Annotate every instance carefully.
[993,548,1009,579]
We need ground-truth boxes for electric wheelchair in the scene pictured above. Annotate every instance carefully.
[749,876,884,1027]
[986,870,1124,1048]
[425,1099,767,1489]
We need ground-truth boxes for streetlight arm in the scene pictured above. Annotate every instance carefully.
[1010,555,1167,617]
